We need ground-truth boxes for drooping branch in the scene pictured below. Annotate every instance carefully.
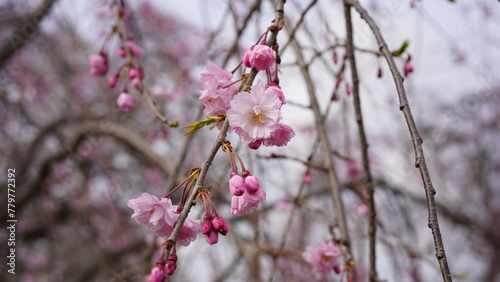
[343,2,379,281]
[344,0,452,281]
[163,0,286,258]
[0,0,59,67]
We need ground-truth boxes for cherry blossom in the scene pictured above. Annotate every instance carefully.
[117,91,135,111]
[229,188,266,217]
[227,81,281,142]
[199,60,237,117]
[303,241,342,276]
[89,53,108,76]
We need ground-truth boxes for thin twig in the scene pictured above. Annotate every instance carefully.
[345,0,452,281]
[281,5,356,278]
[343,2,379,281]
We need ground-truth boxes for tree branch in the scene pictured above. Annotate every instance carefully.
[343,2,379,281]
[0,0,58,67]
[345,0,452,280]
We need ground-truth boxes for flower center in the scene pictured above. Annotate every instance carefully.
[249,106,265,124]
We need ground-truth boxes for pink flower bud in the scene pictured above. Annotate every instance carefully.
[229,173,245,196]
[128,68,139,79]
[118,47,126,58]
[151,261,165,282]
[131,78,140,89]
[243,49,252,68]
[333,51,338,64]
[165,261,176,276]
[212,215,228,235]
[89,52,108,76]
[247,44,275,71]
[205,229,219,245]
[127,40,144,58]
[108,74,118,88]
[117,91,135,111]
[346,84,352,95]
[404,62,414,77]
[244,174,260,194]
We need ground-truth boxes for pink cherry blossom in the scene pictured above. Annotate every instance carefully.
[227,81,281,142]
[247,123,295,149]
[199,60,237,117]
[89,53,108,76]
[346,160,361,180]
[151,260,165,282]
[127,193,201,246]
[108,74,118,88]
[127,39,144,58]
[357,203,369,216]
[404,62,414,77]
[229,189,266,217]
[244,44,275,71]
[127,193,177,234]
[303,241,342,276]
[117,91,135,111]
[266,85,286,105]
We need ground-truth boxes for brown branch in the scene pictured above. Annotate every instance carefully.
[0,0,58,67]
[343,2,379,281]
[345,0,452,281]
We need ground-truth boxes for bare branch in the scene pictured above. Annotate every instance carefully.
[345,0,452,280]
[343,2,379,281]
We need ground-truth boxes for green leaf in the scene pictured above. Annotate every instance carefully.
[183,116,224,136]
[392,40,409,57]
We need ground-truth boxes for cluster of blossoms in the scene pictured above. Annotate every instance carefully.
[222,141,266,216]
[302,241,343,279]
[198,40,295,149]
[89,0,145,111]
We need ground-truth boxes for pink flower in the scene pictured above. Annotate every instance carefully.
[303,241,342,276]
[229,173,245,196]
[89,53,108,76]
[404,62,414,77]
[346,160,361,180]
[151,260,165,282]
[127,193,177,234]
[127,193,201,246]
[199,61,237,117]
[117,91,135,111]
[128,68,139,79]
[244,44,275,71]
[108,74,118,88]
[131,78,140,89]
[266,85,285,105]
[118,47,126,58]
[127,39,144,58]
[357,203,369,216]
[227,81,281,142]
[247,123,295,149]
[174,213,201,246]
[229,188,266,217]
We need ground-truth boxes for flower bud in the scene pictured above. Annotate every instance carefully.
[229,174,245,196]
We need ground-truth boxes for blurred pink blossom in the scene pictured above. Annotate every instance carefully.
[117,91,135,111]
[303,241,342,276]
[89,53,108,76]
